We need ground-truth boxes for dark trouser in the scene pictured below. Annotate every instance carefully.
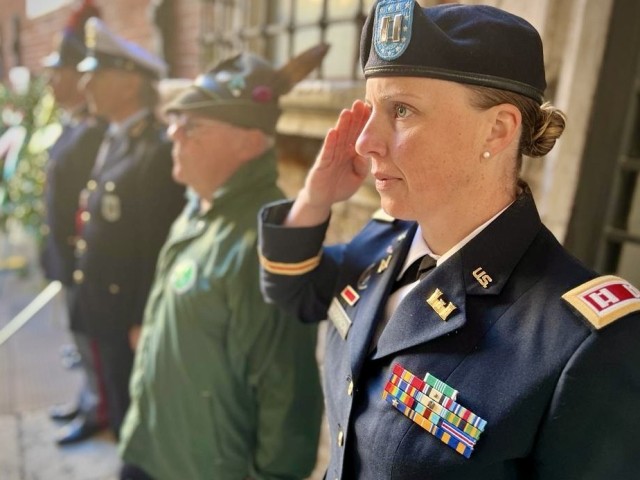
[120,464,155,480]
[95,333,135,438]
[62,289,109,426]
[73,331,109,426]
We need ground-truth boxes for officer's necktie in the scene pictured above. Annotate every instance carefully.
[370,254,437,354]
[91,131,124,175]
[391,254,437,292]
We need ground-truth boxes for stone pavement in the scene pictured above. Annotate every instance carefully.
[0,228,328,480]
[0,228,120,480]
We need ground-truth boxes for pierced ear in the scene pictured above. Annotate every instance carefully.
[484,103,521,156]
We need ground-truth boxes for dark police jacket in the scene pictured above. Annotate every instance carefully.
[69,112,185,338]
[41,116,107,286]
[259,192,640,480]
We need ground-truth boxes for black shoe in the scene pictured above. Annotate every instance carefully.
[49,403,80,422]
[55,416,104,445]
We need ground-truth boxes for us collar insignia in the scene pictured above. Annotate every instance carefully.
[374,0,414,61]
[472,267,493,289]
[381,364,487,458]
[170,258,198,294]
[377,254,393,274]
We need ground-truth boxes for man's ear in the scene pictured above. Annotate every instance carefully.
[484,103,522,156]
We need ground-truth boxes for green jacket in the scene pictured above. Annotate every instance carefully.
[119,150,322,479]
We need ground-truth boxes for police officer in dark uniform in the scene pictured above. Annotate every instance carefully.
[69,17,185,438]
[39,0,110,445]
[258,2,640,479]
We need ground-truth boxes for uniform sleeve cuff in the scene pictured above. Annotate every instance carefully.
[258,200,330,276]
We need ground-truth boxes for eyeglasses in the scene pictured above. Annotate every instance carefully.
[166,113,218,137]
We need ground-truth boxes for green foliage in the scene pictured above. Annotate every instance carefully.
[0,77,61,240]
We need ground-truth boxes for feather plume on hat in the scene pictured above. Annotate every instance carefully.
[42,0,102,68]
[65,0,101,37]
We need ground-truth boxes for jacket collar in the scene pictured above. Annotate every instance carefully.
[368,192,543,361]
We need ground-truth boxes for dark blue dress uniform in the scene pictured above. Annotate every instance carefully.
[40,115,106,285]
[68,112,185,432]
[258,191,640,479]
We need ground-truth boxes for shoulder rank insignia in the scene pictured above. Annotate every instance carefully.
[562,275,640,329]
[373,0,414,61]
[371,208,395,223]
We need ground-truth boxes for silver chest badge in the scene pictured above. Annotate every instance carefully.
[101,194,121,222]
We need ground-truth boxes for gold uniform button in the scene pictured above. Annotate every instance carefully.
[80,211,91,222]
[337,429,344,447]
[87,180,97,191]
[347,380,354,396]
[73,270,84,284]
[108,284,120,294]
[76,239,87,251]
[105,181,116,192]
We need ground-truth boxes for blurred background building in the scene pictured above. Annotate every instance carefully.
[1,0,639,278]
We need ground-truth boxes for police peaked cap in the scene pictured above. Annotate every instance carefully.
[361,1,546,103]
[164,44,330,134]
[77,17,167,79]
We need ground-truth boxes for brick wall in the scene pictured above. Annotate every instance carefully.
[0,0,201,81]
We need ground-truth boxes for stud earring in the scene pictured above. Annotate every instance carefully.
[482,151,491,159]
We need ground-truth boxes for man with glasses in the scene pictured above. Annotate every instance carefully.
[118,47,328,480]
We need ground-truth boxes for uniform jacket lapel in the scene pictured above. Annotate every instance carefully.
[372,256,468,360]
[347,223,415,378]
[371,192,543,361]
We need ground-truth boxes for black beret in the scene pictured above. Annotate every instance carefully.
[361,1,546,103]
[164,44,329,135]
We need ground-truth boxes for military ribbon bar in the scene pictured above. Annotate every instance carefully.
[383,364,488,458]
[392,364,487,431]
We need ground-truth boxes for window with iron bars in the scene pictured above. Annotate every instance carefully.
[199,0,376,79]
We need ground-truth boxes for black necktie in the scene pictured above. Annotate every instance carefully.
[392,254,437,291]
[370,254,438,354]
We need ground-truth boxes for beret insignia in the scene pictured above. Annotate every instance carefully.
[374,0,414,61]
[562,275,640,330]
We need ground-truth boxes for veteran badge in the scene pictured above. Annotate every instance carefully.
[170,258,198,294]
[374,0,414,61]
[101,193,121,222]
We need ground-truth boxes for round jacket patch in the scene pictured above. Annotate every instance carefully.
[170,259,198,294]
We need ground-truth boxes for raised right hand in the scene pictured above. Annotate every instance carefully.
[286,100,371,227]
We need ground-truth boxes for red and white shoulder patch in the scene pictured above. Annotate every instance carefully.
[562,275,640,329]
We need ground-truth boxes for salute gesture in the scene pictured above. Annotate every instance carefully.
[286,100,371,227]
